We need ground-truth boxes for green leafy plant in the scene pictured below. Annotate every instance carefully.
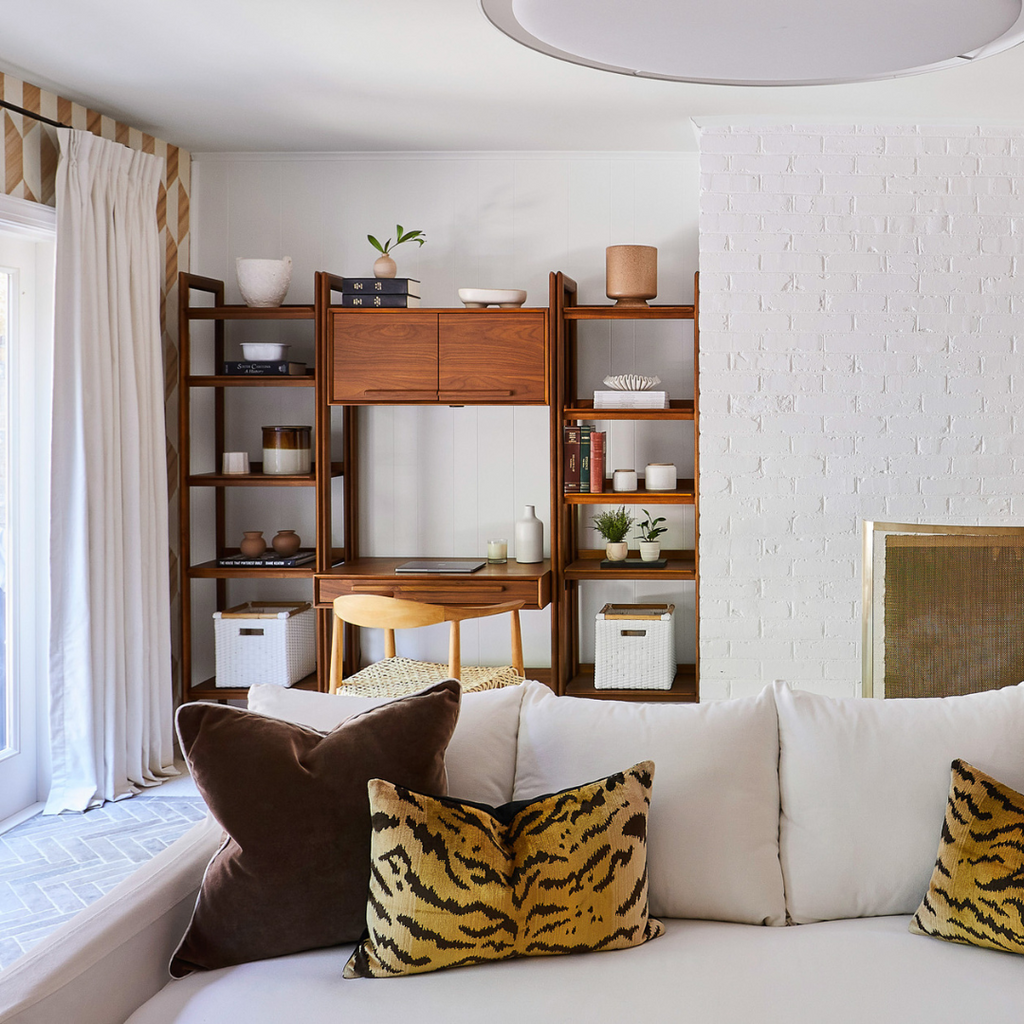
[590,507,635,544]
[368,224,426,256]
[637,509,667,543]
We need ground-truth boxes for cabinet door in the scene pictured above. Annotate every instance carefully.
[438,312,547,404]
[330,311,438,403]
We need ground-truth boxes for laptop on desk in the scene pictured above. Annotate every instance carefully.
[395,559,487,574]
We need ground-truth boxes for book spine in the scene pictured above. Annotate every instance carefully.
[564,426,580,493]
[340,294,421,308]
[223,361,302,376]
[590,431,605,493]
[216,559,310,568]
[341,278,421,297]
[579,425,591,493]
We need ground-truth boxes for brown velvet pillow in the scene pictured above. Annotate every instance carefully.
[170,679,460,977]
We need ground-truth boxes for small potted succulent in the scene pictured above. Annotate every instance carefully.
[368,224,426,278]
[637,509,667,562]
[591,507,635,561]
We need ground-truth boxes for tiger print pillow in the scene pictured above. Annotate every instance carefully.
[344,760,663,978]
[910,759,1024,955]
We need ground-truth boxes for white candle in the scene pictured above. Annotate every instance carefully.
[487,539,508,564]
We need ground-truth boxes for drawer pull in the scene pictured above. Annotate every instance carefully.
[438,389,513,398]
[398,584,506,593]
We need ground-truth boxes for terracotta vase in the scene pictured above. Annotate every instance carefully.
[605,245,657,307]
[373,254,397,279]
[272,529,302,556]
[239,531,266,556]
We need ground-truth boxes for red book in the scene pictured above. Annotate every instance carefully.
[589,430,605,493]
[564,426,581,493]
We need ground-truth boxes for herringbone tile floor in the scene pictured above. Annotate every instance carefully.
[0,794,207,968]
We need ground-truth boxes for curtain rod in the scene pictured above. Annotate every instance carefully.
[0,98,70,130]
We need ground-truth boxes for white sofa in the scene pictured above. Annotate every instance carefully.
[3,680,1024,1023]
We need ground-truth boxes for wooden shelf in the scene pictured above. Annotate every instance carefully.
[565,665,698,702]
[187,672,320,701]
[188,462,343,487]
[186,304,315,321]
[563,304,695,321]
[564,551,695,579]
[188,374,316,387]
[564,479,695,504]
[563,399,694,420]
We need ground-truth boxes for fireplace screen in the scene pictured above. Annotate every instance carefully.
[862,522,1024,698]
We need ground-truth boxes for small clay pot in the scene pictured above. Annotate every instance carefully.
[373,254,397,279]
[605,542,629,561]
[239,531,266,556]
[272,529,302,556]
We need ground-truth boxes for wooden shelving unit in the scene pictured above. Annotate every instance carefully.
[177,271,350,701]
[551,270,700,702]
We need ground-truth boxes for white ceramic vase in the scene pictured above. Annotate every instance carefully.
[605,542,628,561]
[515,505,544,563]
[235,257,293,307]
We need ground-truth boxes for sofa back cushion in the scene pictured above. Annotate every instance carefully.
[775,680,1024,924]
[513,684,786,926]
[248,679,531,805]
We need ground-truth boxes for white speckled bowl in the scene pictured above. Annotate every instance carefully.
[236,257,293,307]
[241,343,290,361]
[458,288,527,308]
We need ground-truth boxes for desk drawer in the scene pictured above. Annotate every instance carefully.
[316,574,550,610]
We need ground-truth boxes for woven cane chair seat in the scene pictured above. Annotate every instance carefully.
[333,656,524,698]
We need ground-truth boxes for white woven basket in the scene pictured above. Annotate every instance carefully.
[594,603,675,690]
[214,601,316,688]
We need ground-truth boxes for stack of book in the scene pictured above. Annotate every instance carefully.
[224,361,308,376]
[564,426,606,493]
[216,550,315,568]
[593,390,669,409]
[340,278,421,308]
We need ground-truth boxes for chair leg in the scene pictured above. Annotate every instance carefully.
[329,614,344,694]
[510,609,524,678]
[384,628,396,660]
[448,621,461,680]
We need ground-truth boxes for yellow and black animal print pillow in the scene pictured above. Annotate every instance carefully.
[344,760,663,978]
[911,759,1024,954]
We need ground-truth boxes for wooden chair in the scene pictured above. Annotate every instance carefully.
[329,594,525,696]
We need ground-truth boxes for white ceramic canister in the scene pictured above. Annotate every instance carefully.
[613,468,638,492]
[515,505,544,563]
[262,425,312,475]
[645,463,677,491]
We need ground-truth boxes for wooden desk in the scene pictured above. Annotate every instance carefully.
[315,558,552,609]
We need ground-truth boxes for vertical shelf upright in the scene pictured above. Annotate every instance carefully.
[178,271,349,701]
[550,270,700,701]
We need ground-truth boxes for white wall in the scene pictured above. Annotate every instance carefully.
[699,124,1024,700]
[191,152,699,672]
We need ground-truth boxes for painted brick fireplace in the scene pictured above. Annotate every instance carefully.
[698,123,1024,700]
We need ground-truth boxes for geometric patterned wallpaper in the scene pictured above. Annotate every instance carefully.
[0,71,190,693]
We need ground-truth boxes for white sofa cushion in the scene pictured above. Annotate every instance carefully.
[124,917,1024,1024]
[775,679,1024,924]
[512,685,786,926]
[247,679,533,805]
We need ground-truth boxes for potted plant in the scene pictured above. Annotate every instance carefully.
[591,507,635,561]
[636,509,667,562]
[368,224,426,278]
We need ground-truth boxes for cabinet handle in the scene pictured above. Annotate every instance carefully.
[348,584,397,593]
[364,389,437,397]
[398,584,507,593]
[439,389,513,398]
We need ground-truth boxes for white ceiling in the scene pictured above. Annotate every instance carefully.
[3,0,1024,153]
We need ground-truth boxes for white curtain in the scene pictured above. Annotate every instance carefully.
[45,129,177,813]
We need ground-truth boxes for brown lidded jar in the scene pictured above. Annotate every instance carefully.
[262,425,312,475]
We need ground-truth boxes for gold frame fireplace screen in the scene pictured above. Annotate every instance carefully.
[862,521,1024,698]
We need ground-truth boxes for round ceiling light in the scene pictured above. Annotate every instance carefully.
[480,0,1024,86]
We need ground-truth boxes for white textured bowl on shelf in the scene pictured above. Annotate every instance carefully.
[241,343,291,361]
[235,256,293,307]
[458,288,527,308]
[603,374,662,391]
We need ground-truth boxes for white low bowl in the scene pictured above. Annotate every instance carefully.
[236,257,293,307]
[241,343,290,361]
[458,288,527,308]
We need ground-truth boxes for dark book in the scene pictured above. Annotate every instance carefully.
[341,277,421,297]
[579,425,591,494]
[216,550,316,568]
[600,557,668,569]
[223,361,308,376]
[590,430,605,493]
[564,425,581,493]
[340,294,421,308]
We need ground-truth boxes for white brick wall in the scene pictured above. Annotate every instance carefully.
[698,124,1024,699]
